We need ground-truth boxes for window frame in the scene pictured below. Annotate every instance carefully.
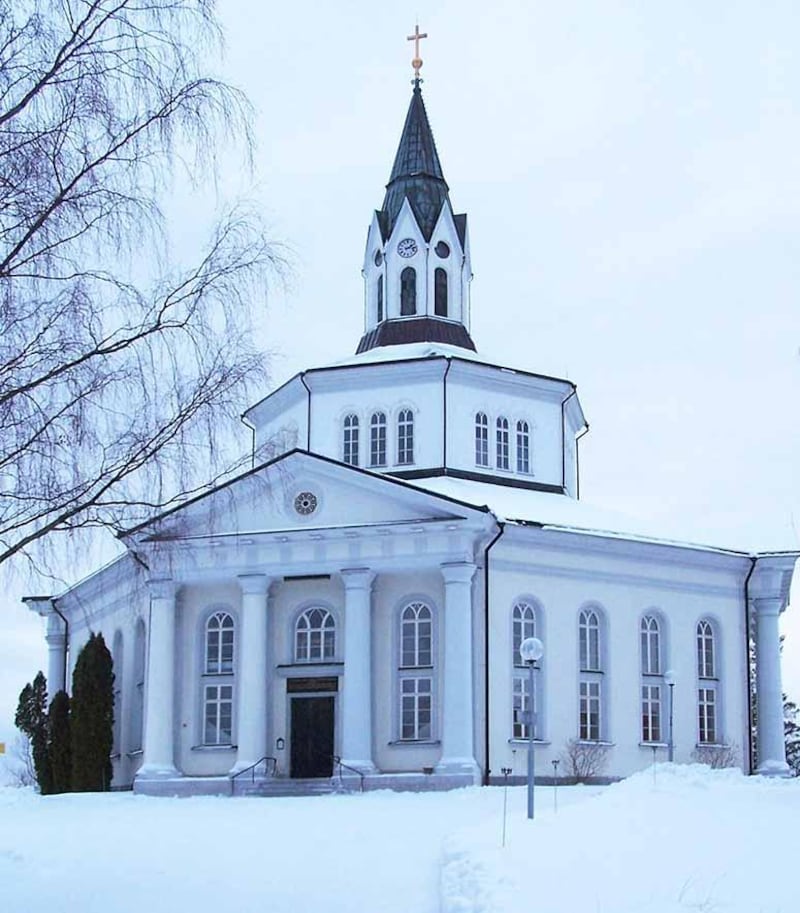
[397,408,414,465]
[434,267,448,317]
[131,619,146,753]
[343,413,359,466]
[696,619,720,745]
[511,599,544,740]
[496,416,510,470]
[369,411,387,468]
[400,266,416,316]
[294,606,337,664]
[203,682,234,746]
[475,412,489,467]
[641,683,662,743]
[396,599,436,742]
[516,420,530,474]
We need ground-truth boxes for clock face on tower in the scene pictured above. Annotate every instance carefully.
[397,238,418,258]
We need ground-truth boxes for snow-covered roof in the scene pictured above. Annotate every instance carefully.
[323,341,559,377]
[413,476,799,557]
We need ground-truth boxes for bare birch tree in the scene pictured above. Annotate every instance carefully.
[0,0,282,571]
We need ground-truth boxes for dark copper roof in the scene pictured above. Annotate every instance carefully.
[356,317,476,354]
[381,80,451,241]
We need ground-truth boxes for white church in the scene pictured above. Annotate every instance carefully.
[25,59,797,795]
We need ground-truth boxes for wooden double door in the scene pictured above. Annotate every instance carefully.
[289,693,335,779]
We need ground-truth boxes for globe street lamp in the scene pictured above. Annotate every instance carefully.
[664,669,676,762]
[520,636,544,820]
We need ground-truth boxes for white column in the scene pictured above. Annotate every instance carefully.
[436,562,480,779]
[137,578,179,779]
[45,613,67,702]
[231,574,271,774]
[340,568,376,773]
[754,597,791,775]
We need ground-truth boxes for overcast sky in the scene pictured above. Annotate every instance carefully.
[2,1,799,742]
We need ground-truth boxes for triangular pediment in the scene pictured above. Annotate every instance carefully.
[123,450,486,544]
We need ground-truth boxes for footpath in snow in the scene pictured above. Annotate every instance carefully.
[0,764,798,913]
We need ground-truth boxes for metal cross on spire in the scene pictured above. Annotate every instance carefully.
[407,23,428,80]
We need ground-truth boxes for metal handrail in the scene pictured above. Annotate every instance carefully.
[331,755,365,792]
[229,756,278,795]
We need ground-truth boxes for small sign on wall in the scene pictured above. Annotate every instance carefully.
[0,742,5,755]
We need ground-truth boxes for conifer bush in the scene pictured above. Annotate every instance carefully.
[15,672,52,793]
[71,634,114,791]
[48,691,72,793]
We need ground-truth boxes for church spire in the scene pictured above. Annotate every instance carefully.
[356,31,475,356]
[382,80,449,241]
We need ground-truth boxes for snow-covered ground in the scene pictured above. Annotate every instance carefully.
[0,765,797,912]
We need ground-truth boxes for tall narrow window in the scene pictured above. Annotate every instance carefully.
[434,268,448,317]
[580,681,601,742]
[204,684,233,746]
[370,411,387,467]
[496,417,510,470]
[397,409,414,464]
[295,607,336,662]
[131,620,146,752]
[376,276,384,322]
[579,610,600,671]
[697,620,718,744]
[641,685,662,742]
[640,614,663,743]
[516,420,530,474]
[399,601,435,740]
[400,267,416,315]
[697,620,715,679]
[112,631,123,756]
[698,687,717,744]
[475,412,489,466]
[640,615,661,675]
[343,413,359,466]
[579,609,604,741]
[203,611,235,746]
[206,612,234,674]
[512,601,540,739]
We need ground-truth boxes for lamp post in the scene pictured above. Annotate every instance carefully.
[520,636,544,820]
[664,669,676,763]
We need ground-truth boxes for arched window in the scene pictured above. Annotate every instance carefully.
[640,615,661,675]
[397,409,414,464]
[205,612,234,674]
[400,267,416,315]
[203,611,235,746]
[512,601,541,740]
[370,411,387,467]
[434,268,448,317]
[376,276,384,323]
[343,413,359,466]
[697,620,718,744]
[640,614,663,743]
[516,421,530,474]
[496,417,510,470]
[475,412,489,466]
[295,607,336,662]
[579,609,604,741]
[131,620,146,753]
[697,620,715,679]
[112,630,123,757]
[579,609,600,671]
[398,601,434,740]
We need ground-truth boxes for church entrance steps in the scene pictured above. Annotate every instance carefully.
[235,777,340,798]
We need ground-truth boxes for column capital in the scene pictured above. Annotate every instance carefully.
[340,567,376,591]
[752,596,785,618]
[147,577,176,601]
[44,612,66,641]
[238,574,272,597]
[440,562,477,586]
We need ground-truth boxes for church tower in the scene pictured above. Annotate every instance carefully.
[356,73,475,354]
